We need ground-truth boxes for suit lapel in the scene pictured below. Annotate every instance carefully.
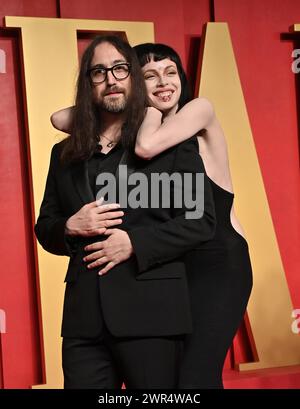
[116,150,136,185]
[71,149,137,206]
[71,160,95,205]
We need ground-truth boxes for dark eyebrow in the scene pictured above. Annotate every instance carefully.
[89,60,127,71]
[89,64,105,71]
[164,65,177,70]
[112,59,127,65]
[144,65,177,74]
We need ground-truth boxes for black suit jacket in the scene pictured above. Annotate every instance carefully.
[35,136,216,338]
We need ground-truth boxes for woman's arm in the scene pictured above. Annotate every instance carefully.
[135,97,214,159]
[50,106,74,133]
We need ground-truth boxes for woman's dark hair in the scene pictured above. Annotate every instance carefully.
[134,43,192,111]
[61,35,147,163]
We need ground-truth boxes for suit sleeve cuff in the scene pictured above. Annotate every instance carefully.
[127,228,156,274]
[53,217,79,256]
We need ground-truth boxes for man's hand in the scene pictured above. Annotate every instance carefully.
[65,198,124,237]
[83,229,134,275]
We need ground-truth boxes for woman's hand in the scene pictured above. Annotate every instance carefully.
[83,229,133,275]
[135,107,163,159]
[65,199,124,237]
[145,105,163,116]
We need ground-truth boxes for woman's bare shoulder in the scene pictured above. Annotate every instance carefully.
[180,97,215,127]
[185,97,214,113]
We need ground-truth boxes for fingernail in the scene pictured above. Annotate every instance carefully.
[98,272,102,275]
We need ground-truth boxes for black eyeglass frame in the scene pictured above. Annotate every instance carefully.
[87,63,131,84]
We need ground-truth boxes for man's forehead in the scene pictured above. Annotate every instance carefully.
[91,42,127,66]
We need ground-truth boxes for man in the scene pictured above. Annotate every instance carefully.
[35,35,216,389]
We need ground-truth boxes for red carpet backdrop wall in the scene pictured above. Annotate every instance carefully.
[0,0,299,388]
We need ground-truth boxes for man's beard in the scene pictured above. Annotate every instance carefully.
[97,90,129,113]
[102,96,127,113]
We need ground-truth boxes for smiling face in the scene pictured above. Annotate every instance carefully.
[90,41,132,113]
[142,58,181,116]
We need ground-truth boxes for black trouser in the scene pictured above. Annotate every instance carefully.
[62,325,184,389]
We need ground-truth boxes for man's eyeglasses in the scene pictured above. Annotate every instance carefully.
[88,63,131,84]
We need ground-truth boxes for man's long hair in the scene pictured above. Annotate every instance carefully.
[61,35,147,163]
[134,43,192,111]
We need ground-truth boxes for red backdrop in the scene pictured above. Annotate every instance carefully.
[0,0,299,388]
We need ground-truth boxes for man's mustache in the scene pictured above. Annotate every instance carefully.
[103,87,125,96]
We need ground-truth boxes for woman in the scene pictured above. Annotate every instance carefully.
[51,42,253,389]
[134,43,253,389]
